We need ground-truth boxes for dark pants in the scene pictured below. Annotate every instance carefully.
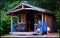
[42,31,47,35]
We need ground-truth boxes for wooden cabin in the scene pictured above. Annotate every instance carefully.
[6,2,57,34]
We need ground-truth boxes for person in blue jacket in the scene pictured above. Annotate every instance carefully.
[37,18,47,34]
[42,21,47,34]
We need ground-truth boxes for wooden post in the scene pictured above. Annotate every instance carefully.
[44,14,48,34]
[11,16,13,32]
[41,13,43,33]
[42,13,43,22]
[22,4,24,9]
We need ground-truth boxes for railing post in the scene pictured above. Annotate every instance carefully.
[11,16,13,32]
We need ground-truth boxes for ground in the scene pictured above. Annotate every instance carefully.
[1,33,59,38]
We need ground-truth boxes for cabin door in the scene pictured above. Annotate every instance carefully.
[26,14,34,32]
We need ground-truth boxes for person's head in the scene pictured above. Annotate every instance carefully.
[38,18,41,20]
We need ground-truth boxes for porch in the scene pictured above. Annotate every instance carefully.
[1,33,59,38]
[10,10,44,32]
[9,32,36,35]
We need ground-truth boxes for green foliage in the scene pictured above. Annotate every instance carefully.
[0,1,20,35]
[0,0,60,35]
[0,10,10,35]
[55,10,60,32]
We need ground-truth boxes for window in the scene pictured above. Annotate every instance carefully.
[13,16,17,24]
[19,14,26,22]
[21,14,26,22]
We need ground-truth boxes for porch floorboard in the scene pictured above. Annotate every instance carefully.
[9,32,37,35]
[1,33,59,38]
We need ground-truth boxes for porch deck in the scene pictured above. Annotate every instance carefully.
[1,33,59,38]
[9,32,37,35]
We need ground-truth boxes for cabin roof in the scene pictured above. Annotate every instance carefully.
[6,2,54,15]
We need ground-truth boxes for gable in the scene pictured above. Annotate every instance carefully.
[12,3,31,11]
[6,2,54,15]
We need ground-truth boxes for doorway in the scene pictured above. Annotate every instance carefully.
[26,13,34,32]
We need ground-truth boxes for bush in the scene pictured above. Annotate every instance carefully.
[55,10,60,32]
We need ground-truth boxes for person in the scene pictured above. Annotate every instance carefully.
[37,18,47,35]
[42,21,47,35]
[37,18,42,34]
[37,18,41,26]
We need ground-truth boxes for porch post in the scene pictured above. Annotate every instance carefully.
[41,13,43,33]
[11,16,13,32]
[42,13,43,22]
[22,4,24,9]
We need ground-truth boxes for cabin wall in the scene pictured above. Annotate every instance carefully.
[44,13,57,32]
[52,16,57,32]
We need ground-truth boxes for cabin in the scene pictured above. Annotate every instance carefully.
[6,2,57,34]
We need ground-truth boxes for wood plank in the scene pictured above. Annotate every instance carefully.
[11,16,13,32]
